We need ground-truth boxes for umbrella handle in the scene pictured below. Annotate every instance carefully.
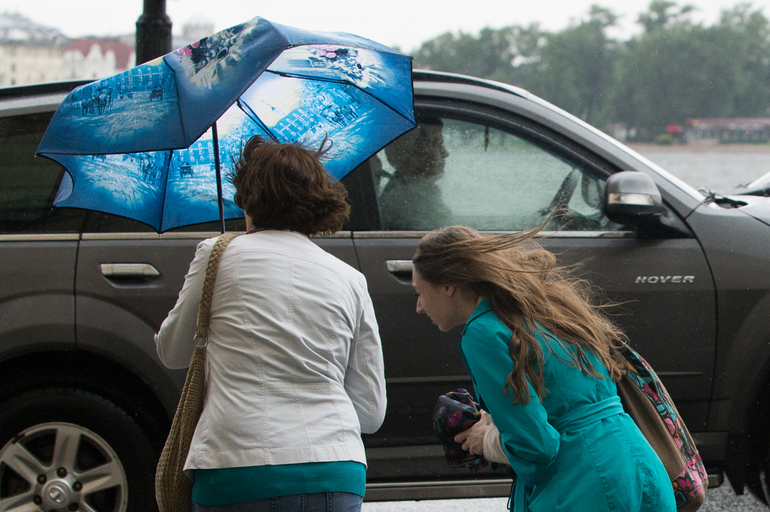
[211,122,226,234]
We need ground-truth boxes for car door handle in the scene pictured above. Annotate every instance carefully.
[386,260,413,284]
[386,260,413,273]
[100,263,161,278]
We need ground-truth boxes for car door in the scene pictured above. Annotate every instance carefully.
[0,112,85,356]
[351,100,716,480]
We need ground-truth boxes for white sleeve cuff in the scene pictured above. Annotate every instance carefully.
[483,417,510,464]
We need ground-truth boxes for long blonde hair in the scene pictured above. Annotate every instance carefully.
[412,223,626,405]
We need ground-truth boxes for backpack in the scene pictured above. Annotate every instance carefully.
[616,343,708,511]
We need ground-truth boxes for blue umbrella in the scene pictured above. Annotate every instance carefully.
[37,17,415,232]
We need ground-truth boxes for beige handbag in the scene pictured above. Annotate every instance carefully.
[155,233,239,512]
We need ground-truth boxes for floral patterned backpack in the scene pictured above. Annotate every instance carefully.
[616,343,709,511]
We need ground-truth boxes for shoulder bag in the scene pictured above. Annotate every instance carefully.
[155,233,239,512]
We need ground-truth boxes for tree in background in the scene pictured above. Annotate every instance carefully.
[412,1,770,141]
[518,5,619,129]
[614,1,770,138]
[637,0,695,32]
[719,3,770,117]
[412,23,544,85]
[413,5,621,130]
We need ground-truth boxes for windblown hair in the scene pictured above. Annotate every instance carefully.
[412,223,627,405]
[229,135,350,236]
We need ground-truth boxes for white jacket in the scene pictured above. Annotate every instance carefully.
[155,230,386,471]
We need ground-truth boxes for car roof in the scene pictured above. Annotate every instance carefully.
[0,80,88,117]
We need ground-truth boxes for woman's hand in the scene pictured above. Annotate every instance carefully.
[454,409,492,455]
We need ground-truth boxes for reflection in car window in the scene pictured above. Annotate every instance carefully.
[0,113,85,234]
[373,117,622,232]
[377,117,450,230]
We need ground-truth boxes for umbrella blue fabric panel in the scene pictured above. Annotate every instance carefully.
[164,18,290,145]
[51,152,171,229]
[270,21,405,54]
[51,148,244,232]
[38,16,414,158]
[160,143,243,231]
[37,60,185,154]
[39,19,290,156]
[267,45,414,123]
[160,106,260,231]
[239,73,414,180]
[50,103,264,232]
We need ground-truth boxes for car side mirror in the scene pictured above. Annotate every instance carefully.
[604,171,665,222]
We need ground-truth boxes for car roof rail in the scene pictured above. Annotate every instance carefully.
[412,69,530,100]
[0,80,91,100]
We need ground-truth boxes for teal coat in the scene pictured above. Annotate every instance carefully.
[459,299,676,512]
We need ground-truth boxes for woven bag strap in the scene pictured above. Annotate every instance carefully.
[194,233,239,339]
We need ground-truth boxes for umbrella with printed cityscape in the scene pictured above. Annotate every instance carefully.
[36,17,415,233]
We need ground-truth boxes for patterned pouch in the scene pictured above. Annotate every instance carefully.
[432,388,489,470]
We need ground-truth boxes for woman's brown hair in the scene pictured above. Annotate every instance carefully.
[412,223,627,405]
[229,135,350,236]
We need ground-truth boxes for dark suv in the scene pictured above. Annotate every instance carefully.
[1,71,770,511]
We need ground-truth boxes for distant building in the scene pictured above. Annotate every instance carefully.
[62,38,135,81]
[0,12,66,86]
[175,21,215,47]
[685,118,770,144]
[0,11,211,88]
[611,123,636,142]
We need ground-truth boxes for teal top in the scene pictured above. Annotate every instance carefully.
[459,299,676,512]
[191,461,365,506]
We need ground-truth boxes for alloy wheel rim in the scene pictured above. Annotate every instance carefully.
[0,422,128,512]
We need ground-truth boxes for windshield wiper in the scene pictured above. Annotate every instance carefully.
[700,188,746,208]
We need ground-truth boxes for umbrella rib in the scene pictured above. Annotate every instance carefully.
[263,70,416,126]
[236,99,280,142]
[157,151,172,233]
[266,70,352,86]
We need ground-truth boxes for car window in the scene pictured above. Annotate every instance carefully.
[0,113,85,233]
[83,212,246,233]
[372,116,622,232]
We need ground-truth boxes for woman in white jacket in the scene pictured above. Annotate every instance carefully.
[155,135,387,512]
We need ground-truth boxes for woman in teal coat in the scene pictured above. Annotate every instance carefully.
[412,225,676,512]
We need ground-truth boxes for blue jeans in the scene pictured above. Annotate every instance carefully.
[191,492,362,512]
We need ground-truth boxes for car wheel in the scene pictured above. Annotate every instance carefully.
[0,388,158,512]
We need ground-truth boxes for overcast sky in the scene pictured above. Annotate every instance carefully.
[2,0,770,52]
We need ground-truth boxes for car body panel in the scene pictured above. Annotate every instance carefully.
[0,237,77,354]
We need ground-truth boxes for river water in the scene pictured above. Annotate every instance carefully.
[627,142,770,192]
[363,143,770,511]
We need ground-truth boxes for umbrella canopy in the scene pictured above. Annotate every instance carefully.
[37,17,415,232]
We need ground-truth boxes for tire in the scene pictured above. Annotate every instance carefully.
[0,388,158,512]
